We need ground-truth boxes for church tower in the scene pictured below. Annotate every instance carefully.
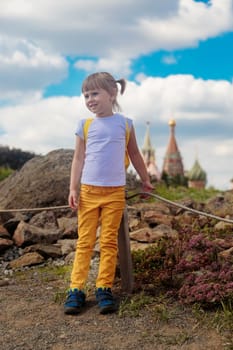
[141,122,160,180]
[188,158,207,189]
[162,119,184,177]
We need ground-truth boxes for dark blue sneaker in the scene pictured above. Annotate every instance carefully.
[64,289,86,315]
[95,287,117,314]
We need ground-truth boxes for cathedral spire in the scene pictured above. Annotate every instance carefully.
[162,119,184,177]
[142,121,153,153]
[141,121,160,180]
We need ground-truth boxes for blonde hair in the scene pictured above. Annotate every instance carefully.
[82,72,126,111]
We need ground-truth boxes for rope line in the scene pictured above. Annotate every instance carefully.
[0,205,70,213]
[126,192,233,224]
[0,192,232,224]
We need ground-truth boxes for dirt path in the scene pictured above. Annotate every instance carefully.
[0,263,229,350]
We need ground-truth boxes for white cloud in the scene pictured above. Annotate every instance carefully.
[0,96,88,153]
[179,137,233,190]
[162,54,178,65]
[0,0,179,56]
[139,0,233,51]
[215,140,233,156]
[0,75,232,189]
[74,56,132,77]
[120,75,233,124]
[0,36,68,102]
[0,0,232,79]
[135,73,148,83]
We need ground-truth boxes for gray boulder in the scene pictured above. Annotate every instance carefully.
[0,149,73,212]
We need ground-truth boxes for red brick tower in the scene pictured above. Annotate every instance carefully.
[162,119,184,177]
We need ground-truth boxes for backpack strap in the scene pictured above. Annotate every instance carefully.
[125,118,130,169]
[125,119,130,145]
[83,118,94,142]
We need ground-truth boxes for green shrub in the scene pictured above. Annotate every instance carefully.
[0,166,13,181]
[155,183,220,202]
[126,183,221,205]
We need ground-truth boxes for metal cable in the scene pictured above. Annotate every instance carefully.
[0,205,70,213]
[0,192,232,224]
[126,192,233,224]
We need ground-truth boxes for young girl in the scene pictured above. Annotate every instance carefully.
[64,72,153,315]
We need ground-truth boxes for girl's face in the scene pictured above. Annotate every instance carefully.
[83,88,114,117]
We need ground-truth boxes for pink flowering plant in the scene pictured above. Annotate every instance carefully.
[132,222,233,307]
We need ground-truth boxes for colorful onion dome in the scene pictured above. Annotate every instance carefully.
[188,159,207,182]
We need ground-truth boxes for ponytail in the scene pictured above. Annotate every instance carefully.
[115,79,126,95]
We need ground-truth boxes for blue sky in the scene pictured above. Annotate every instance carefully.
[44,31,233,98]
[135,33,233,81]
[0,0,233,190]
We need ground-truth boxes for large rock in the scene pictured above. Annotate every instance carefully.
[205,191,233,217]
[0,237,14,252]
[8,252,44,269]
[0,149,73,212]
[129,224,178,243]
[13,221,62,247]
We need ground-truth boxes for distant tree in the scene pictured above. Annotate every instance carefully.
[161,171,188,187]
[0,145,37,170]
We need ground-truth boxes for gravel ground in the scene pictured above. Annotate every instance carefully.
[0,257,229,350]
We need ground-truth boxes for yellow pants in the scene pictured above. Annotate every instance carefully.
[70,184,125,290]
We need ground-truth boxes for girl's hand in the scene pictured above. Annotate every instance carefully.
[141,181,154,199]
[142,180,154,192]
[68,190,78,210]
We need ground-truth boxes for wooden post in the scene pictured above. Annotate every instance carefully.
[118,208,134,293]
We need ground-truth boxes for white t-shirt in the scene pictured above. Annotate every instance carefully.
[75,113,132,186]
